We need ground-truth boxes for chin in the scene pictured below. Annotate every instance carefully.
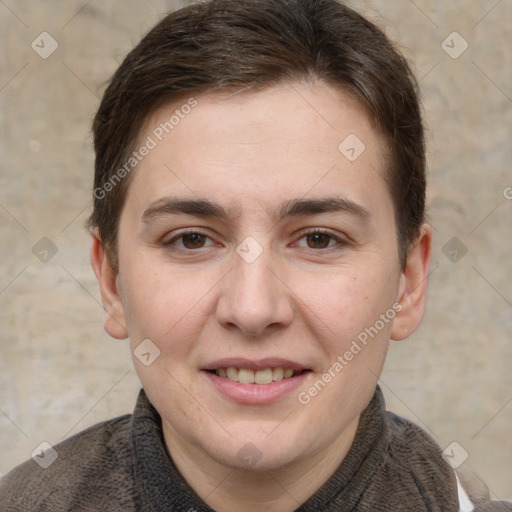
[213,442,302,472]
[202,422,314,471]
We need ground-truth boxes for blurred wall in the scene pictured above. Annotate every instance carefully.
[0,0,510,499]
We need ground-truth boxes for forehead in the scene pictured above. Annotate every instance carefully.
[125,81,391,219]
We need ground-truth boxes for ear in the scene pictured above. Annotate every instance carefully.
[90,230,129,340]
[390,224,432,341]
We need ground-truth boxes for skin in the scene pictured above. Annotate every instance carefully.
[91,80,432,512]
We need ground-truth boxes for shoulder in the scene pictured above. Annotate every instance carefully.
[383,410,454,482]
[0,414,137,512]
[379,411,512,512]
[363,410,459,511]
[456,465,512,512]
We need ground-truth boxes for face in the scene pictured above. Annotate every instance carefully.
[94,81,429,473]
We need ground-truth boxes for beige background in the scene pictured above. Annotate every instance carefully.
[1,0,511,500]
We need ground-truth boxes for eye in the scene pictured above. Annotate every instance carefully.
[295,230,347,250]
[304,232,334,249]
[164,231,216,250]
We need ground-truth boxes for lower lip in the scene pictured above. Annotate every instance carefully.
[202,371,311,404]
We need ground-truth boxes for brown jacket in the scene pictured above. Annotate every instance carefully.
[0,387,508,511]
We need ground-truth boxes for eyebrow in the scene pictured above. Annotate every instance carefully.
[142,198,238,223]
[141,196,369,223]
[276,197,369,222]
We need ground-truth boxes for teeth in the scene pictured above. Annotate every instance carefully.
[214,367,302,384]
[238,368,255,384]
[255,368,273,385]
[272,367,284,381]
[226,367,238,382]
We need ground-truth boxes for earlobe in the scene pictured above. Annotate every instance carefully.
[390,224,433,341]
[90,231,129,340]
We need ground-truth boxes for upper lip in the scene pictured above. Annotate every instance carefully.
[203,358,309,371]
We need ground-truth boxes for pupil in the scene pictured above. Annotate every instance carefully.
[184,233,204,248]
[308,233,329,248]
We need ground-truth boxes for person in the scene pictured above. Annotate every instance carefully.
[0,0,509,510]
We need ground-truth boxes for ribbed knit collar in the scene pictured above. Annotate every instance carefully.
[131,386,390,511]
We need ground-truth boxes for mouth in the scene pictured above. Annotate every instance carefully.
[202,359,312,404]
[206,367,309,385]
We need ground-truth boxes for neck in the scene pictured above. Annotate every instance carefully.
[162,418,359,512]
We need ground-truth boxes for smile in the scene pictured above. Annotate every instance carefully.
[212,367,307,384]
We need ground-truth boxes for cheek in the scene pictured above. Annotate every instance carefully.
[119,258,221,352]
[293,264,398,352]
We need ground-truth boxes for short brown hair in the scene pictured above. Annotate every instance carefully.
[88,0,425,269]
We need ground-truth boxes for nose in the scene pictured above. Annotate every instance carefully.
[215,248,294,338]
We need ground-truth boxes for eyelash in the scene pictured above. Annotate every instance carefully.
[295,228,348,251]
[162,229,212,249]
[162,228,349,253]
